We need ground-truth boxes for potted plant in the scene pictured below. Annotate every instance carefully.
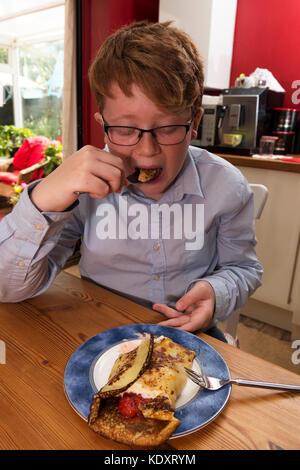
[8,140,63,207]
[9,182,28,206]
[0,125,33,157]
[43,139,63,175]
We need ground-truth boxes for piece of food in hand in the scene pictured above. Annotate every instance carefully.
[138,168,159,182]
[88,333,196,447]
[127,168,160,184]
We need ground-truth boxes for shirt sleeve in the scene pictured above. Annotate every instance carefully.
[0,182,83,302]
[187,178,263,323]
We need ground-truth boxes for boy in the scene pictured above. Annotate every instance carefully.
[0,22,262,338]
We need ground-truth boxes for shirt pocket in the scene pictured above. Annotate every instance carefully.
[183,222,218,282]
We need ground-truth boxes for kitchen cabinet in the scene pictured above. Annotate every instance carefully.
[234,164,300,337]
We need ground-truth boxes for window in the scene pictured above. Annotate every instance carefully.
[20,40,64,139]
[0,47,9,64]
[0,1,65,139]
[0,45,13,126]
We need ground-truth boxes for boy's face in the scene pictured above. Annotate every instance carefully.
[96,83,202,200]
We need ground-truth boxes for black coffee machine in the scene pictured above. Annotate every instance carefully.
[271,107,299,154]
[294,117,300,154]
[205,87,284,155]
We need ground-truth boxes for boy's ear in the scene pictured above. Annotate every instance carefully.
[94,112,103,126]
[94,112,108,144]
[191,108,203,140]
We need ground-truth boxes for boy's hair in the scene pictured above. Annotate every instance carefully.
[89,21,204,116]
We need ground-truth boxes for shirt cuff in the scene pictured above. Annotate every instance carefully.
[185,275,230,324]
[11,180,77,237]
[26,179,79,218]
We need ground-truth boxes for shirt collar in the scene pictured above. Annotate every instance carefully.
[173,148,204,200]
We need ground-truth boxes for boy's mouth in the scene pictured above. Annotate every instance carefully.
[127,167,162,184]
[137,167,162,183]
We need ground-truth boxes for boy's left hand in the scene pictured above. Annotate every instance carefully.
[153,281,215,332]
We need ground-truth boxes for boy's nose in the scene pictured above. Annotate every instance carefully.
[134,131,160,157]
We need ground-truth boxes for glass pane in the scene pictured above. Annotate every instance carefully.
[0,85,14,128]
[20,40,64,140]
[0,47,8,64]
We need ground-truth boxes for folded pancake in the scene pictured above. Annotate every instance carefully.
[88,333,196,447]
[138,168,158,182]
[99,333,154,398]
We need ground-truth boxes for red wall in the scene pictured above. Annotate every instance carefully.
[230,0,300,110]
[81,0,159,148]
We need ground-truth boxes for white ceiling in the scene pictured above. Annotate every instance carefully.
[0,1,65,45]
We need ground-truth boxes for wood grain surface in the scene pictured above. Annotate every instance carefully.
[0,271,299,450]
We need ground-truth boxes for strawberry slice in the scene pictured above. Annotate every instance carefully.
[118,394,139,418]
[118,393,152,418]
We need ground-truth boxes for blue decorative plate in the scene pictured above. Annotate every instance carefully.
[64,324,231,438]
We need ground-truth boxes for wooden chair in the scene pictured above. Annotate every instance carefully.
[0,158,50,197]
[224,183,269,345]
[0,136,51,199]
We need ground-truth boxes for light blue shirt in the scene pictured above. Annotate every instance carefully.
[0,147,263,328]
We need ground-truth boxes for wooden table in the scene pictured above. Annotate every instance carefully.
[1,271,299,451]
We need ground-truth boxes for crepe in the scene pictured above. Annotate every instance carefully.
[88,334,196,447]
[138,168,158,182]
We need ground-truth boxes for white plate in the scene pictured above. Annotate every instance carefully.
[64,324,231,438]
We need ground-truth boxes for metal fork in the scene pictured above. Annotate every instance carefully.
[184,367,300,392]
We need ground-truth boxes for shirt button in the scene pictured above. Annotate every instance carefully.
[34,223,43,231]
[153,274,160,280]
[153,243,160,251]
[17,261,25,267]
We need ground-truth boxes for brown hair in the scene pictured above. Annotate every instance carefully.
[88,21,204,116]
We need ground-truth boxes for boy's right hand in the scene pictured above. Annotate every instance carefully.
[30,145,130,212]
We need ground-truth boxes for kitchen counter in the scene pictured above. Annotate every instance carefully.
[217,153,300,173]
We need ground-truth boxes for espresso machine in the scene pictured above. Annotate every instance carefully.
[194,87,284,155]
[193,104,226,147]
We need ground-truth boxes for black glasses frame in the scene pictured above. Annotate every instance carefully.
[102,120,193,146]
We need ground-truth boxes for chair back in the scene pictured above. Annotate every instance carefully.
[249,184,268,219]
[224,183,269,342]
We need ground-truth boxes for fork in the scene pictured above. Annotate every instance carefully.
[184,367,300,392]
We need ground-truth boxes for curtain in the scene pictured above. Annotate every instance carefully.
[62,0,78,158]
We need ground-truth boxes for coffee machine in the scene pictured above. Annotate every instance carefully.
[195,87,284,155]
[271,107,299,154]
[294,117,300,154]
[193,104,226,147]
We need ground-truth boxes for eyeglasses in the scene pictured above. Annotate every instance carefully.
[102,119,193,146]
